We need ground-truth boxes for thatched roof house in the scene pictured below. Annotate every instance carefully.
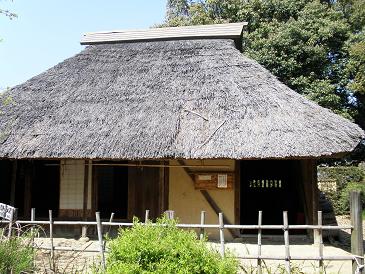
[0,26,363,159]
[0,23,363,238]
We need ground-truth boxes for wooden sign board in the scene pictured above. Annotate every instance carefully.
[0,203,16,221]
[194,173,234,190]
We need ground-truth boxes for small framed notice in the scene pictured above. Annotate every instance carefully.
[194,173,233,190]
[217,174,228,188]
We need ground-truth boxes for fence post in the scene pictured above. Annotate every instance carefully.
[219,212,225,257]
[257,211,262,274]
[7,209,14,239]
[165,210,175,220]
[318,211,324,273]
[96,212,106,271]
[49,210,55,271]
[350,191,363,274]
[283,211,291,274]
[200,211,206,240]
[31,208,36,269]
[145,210,150,224]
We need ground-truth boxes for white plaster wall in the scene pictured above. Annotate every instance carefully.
[169,159,235,240]
[59,159,84,209]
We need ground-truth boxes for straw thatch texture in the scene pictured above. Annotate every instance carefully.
[0,39,363,159]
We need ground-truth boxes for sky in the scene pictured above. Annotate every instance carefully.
[0,0,167,89]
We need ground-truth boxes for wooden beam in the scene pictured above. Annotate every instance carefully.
[177,160,236,237]
[82,160,89,237]
[234,160,240,225]
[311,160,319,243]
[82,160,89,221]
[10,160,17,206]
[23,161,33,219]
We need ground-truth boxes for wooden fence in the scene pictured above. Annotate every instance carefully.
[1,191,364,274]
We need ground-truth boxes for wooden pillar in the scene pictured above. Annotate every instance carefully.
[158,160,169,214]
[81,160,90,237]
[350,191,364,274]
[301,159,318,240]
[10,160,17,206]
[234,160,240,225]
[311,160,319,244]
[24,161,33,219]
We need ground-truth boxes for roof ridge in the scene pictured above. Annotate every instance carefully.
[80,22,247,47]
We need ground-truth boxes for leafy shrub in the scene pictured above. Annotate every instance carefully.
[105,217,238,274]
[0,234,34,274]
[318,166,364,190]
[318,166,365,215]
[336,182,365,214]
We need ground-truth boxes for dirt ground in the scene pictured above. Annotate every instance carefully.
[30,215,364,273]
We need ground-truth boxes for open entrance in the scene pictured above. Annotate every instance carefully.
[31,160,60,218]
[240,160,305,234]
[0,160,60,219]
[94,162,128,219]
[0,160,13,205]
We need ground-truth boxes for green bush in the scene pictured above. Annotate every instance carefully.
[318,166,364,190]
[336,182,365,214]
[105,217,238,274]
[318,166,365,215]
[0,234,34,274]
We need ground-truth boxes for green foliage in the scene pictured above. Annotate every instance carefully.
[337,182,365,214]
[318,166,364,189]
[318,166,364,214]
[0,235,34,274]
[163,0,365,126]
[345,29,365,128]
[105,217,238,274]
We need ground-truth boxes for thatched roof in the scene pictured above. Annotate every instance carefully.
[0,39,363,160]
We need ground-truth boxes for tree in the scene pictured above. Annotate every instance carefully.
[163,0,363,122]
[345,30,365,127]
[0,0,17,20]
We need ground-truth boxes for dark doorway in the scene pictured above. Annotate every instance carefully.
[94,163,128,219]
[31,160,60,218]
[0,160,13,205]
[240,160,305,234]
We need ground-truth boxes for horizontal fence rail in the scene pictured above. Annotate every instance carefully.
[0,191,363,273]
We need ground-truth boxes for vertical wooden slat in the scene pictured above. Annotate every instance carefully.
[200,211,206,240]
[219,212,225,257]
[350,191,364,274]
[96,212,106,270]
[283,211,291,274]
[31,208,35,236]
[145,210,150,224]
[7,209,14,239]
[49,210,55,271]
[257,211,262,274]
[31,208,35,269]
[318,211,324,273]
[165,210,175,220]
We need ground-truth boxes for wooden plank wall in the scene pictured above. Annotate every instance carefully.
[128,161,166,221]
